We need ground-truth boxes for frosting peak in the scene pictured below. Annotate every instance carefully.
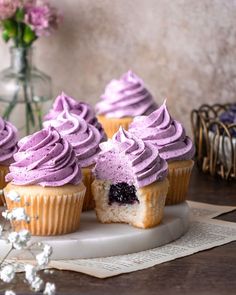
[6,127,82,187]
[96,71,157,118]
[0,117,18,165]
[44,92,106,139]
[94,127,168,188]
[43,111,103,167]
[129,100,195,162]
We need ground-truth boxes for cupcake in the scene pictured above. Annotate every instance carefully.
[0,117,18,206]
[129,100,195,205]
[4,127,86,236]
[43,110,103,211]
[96,70,157,138]
[92,127,169,229]
[44,91,106,140]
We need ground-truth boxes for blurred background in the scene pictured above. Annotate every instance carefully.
[0,0,235,135]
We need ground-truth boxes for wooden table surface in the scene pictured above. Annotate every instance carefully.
[1,167,236,295]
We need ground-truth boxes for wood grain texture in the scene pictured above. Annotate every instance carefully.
[0,167,236,295]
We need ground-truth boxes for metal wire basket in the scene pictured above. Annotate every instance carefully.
[191,103,236,180]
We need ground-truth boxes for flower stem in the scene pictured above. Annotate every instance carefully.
[25,104,30,135]
[22,50,35,135]
[2,87,19,120]
[0,247,13,268]
[34,101,43,129]
[29,78,43,130]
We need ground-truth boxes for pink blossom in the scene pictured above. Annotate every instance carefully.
[24,0,62,37]
[0,0,21,20]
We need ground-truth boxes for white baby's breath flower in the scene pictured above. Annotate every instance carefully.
[6,191,21,202]
[44,282,56,295]
[25,264,37,283]
[44,269,54,275]
[2,208,30,222]
[0,190,56,294]
[36,252,50,267]
[0,265,15,283]
[36,244,52,267]
[8,230,31,249]
[11,208,30,222]
[43,244,53,256]
[31,276,44,292]
[18,229,31,245]
[2,210,12,220]
[7,231,18,244]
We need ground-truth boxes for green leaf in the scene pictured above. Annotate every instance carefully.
[23,25,36,45]
[2,30,10,42]
[3,19,17,38]
[15,8,25,22]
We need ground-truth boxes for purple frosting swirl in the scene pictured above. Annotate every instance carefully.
[6,127,82,187]
[43,111,103,167]
[129,100,195,162]
[94,127,168,188]
[96,71,157,118]
[0,117,18,165]
[44,92,106,140]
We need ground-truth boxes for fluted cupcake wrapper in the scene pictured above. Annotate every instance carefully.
[82,166,95,211]
[4,183,86,236]
[97,115,133,138]
[166,160,194,205]
[137,178,169,228]
[0,165,9,206]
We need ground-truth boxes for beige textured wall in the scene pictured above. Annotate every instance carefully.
[0,0,236,134]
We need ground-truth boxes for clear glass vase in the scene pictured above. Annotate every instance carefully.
[0,47,52,137]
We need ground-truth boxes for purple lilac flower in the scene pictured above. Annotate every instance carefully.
[217,104,236,136]
[219,104,236,125]
[0,0,21,20]
[24,0,62,37]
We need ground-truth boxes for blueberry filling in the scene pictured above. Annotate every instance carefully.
[108,182,139,205]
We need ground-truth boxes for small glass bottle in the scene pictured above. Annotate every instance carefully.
[0,47,52,137]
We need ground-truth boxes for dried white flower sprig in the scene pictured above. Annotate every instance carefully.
[0,190,56,295]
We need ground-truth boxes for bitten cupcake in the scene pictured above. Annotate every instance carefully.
[0,117,18,206]
[129,100,195,205]
[44,91,106,140]
[96,70,157,138]
[4,127,86,236]
[92,127,168,229]
[43,111,103,211]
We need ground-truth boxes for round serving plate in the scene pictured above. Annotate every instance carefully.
[0,202,190,260]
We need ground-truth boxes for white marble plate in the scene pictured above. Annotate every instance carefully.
[0,202,190,260]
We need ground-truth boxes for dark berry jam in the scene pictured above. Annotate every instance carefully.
[108,182,139,205]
